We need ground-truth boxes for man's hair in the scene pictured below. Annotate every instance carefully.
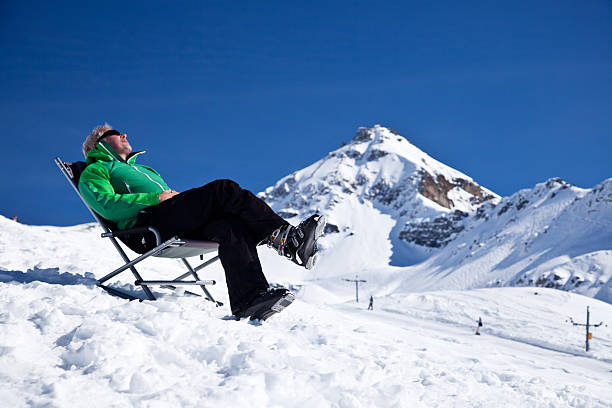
[83,123,112,158]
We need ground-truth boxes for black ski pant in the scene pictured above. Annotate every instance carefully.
[129,179,287,314]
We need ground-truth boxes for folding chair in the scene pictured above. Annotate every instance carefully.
[55,157,223,305]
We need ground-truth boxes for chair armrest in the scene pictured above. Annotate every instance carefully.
[101,226,162,246]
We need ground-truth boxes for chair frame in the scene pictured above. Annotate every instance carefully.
[55,157,222,305]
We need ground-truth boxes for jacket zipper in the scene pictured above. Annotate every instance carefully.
[130,163,165,192]
[99,143,165,192]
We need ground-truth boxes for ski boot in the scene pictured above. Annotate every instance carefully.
[267,214,326,270]
[234,287,295,321]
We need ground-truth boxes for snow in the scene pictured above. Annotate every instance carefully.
[2,216,612,407]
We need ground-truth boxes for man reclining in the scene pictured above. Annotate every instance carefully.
[78,124,325,320]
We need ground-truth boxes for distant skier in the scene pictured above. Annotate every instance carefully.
[78,124,326,320]
[368,296,374,310]
[475,317,483,335]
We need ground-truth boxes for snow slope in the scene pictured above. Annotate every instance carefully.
[404,178,612,303]
[1,217,612,407]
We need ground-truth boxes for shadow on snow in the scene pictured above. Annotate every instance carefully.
[0,267,98,286]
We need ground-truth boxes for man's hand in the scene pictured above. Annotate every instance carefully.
[158,189,179,203]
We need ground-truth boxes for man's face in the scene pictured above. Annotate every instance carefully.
[103,130,132,157]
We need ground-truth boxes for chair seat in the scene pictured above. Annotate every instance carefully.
[156,240,219,258]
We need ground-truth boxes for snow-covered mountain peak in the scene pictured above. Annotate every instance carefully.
[259,125,501,267]
[348,125,401,146]
[261,125,497,224]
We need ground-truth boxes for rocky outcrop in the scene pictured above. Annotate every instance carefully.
[353,127,375,143]
[366,178,407,207]
[366,149,388,161]
[419,171,494,209]
[419,172,455,209]
[512,272,588,291]
[399,210,468,248]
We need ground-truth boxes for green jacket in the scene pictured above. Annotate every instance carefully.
[78,141,169,230]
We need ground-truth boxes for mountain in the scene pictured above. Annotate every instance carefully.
[406,177,612,303]
[259,125,612,303]
[259,125,499,266]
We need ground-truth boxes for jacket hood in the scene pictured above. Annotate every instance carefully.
[85,141,144,165]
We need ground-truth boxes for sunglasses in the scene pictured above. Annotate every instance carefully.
[96,129,122,144]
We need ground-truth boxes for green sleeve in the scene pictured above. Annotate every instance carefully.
[78,163,159,224]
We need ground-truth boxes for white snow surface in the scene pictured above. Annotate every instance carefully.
[2,216,612,407]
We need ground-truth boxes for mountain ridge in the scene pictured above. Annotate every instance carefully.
[259,125,612,302]
[259,125,498,259]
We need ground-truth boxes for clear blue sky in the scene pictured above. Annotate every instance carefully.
[1,0,611,226]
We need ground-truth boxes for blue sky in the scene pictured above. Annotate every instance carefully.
[1,0,611,226]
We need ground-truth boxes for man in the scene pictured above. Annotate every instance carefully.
[78,124,325,320]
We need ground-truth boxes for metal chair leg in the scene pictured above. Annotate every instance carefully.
[181,258,222,306]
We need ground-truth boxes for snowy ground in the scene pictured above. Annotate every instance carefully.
[1,275,611,407]
[1,217,612,407]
